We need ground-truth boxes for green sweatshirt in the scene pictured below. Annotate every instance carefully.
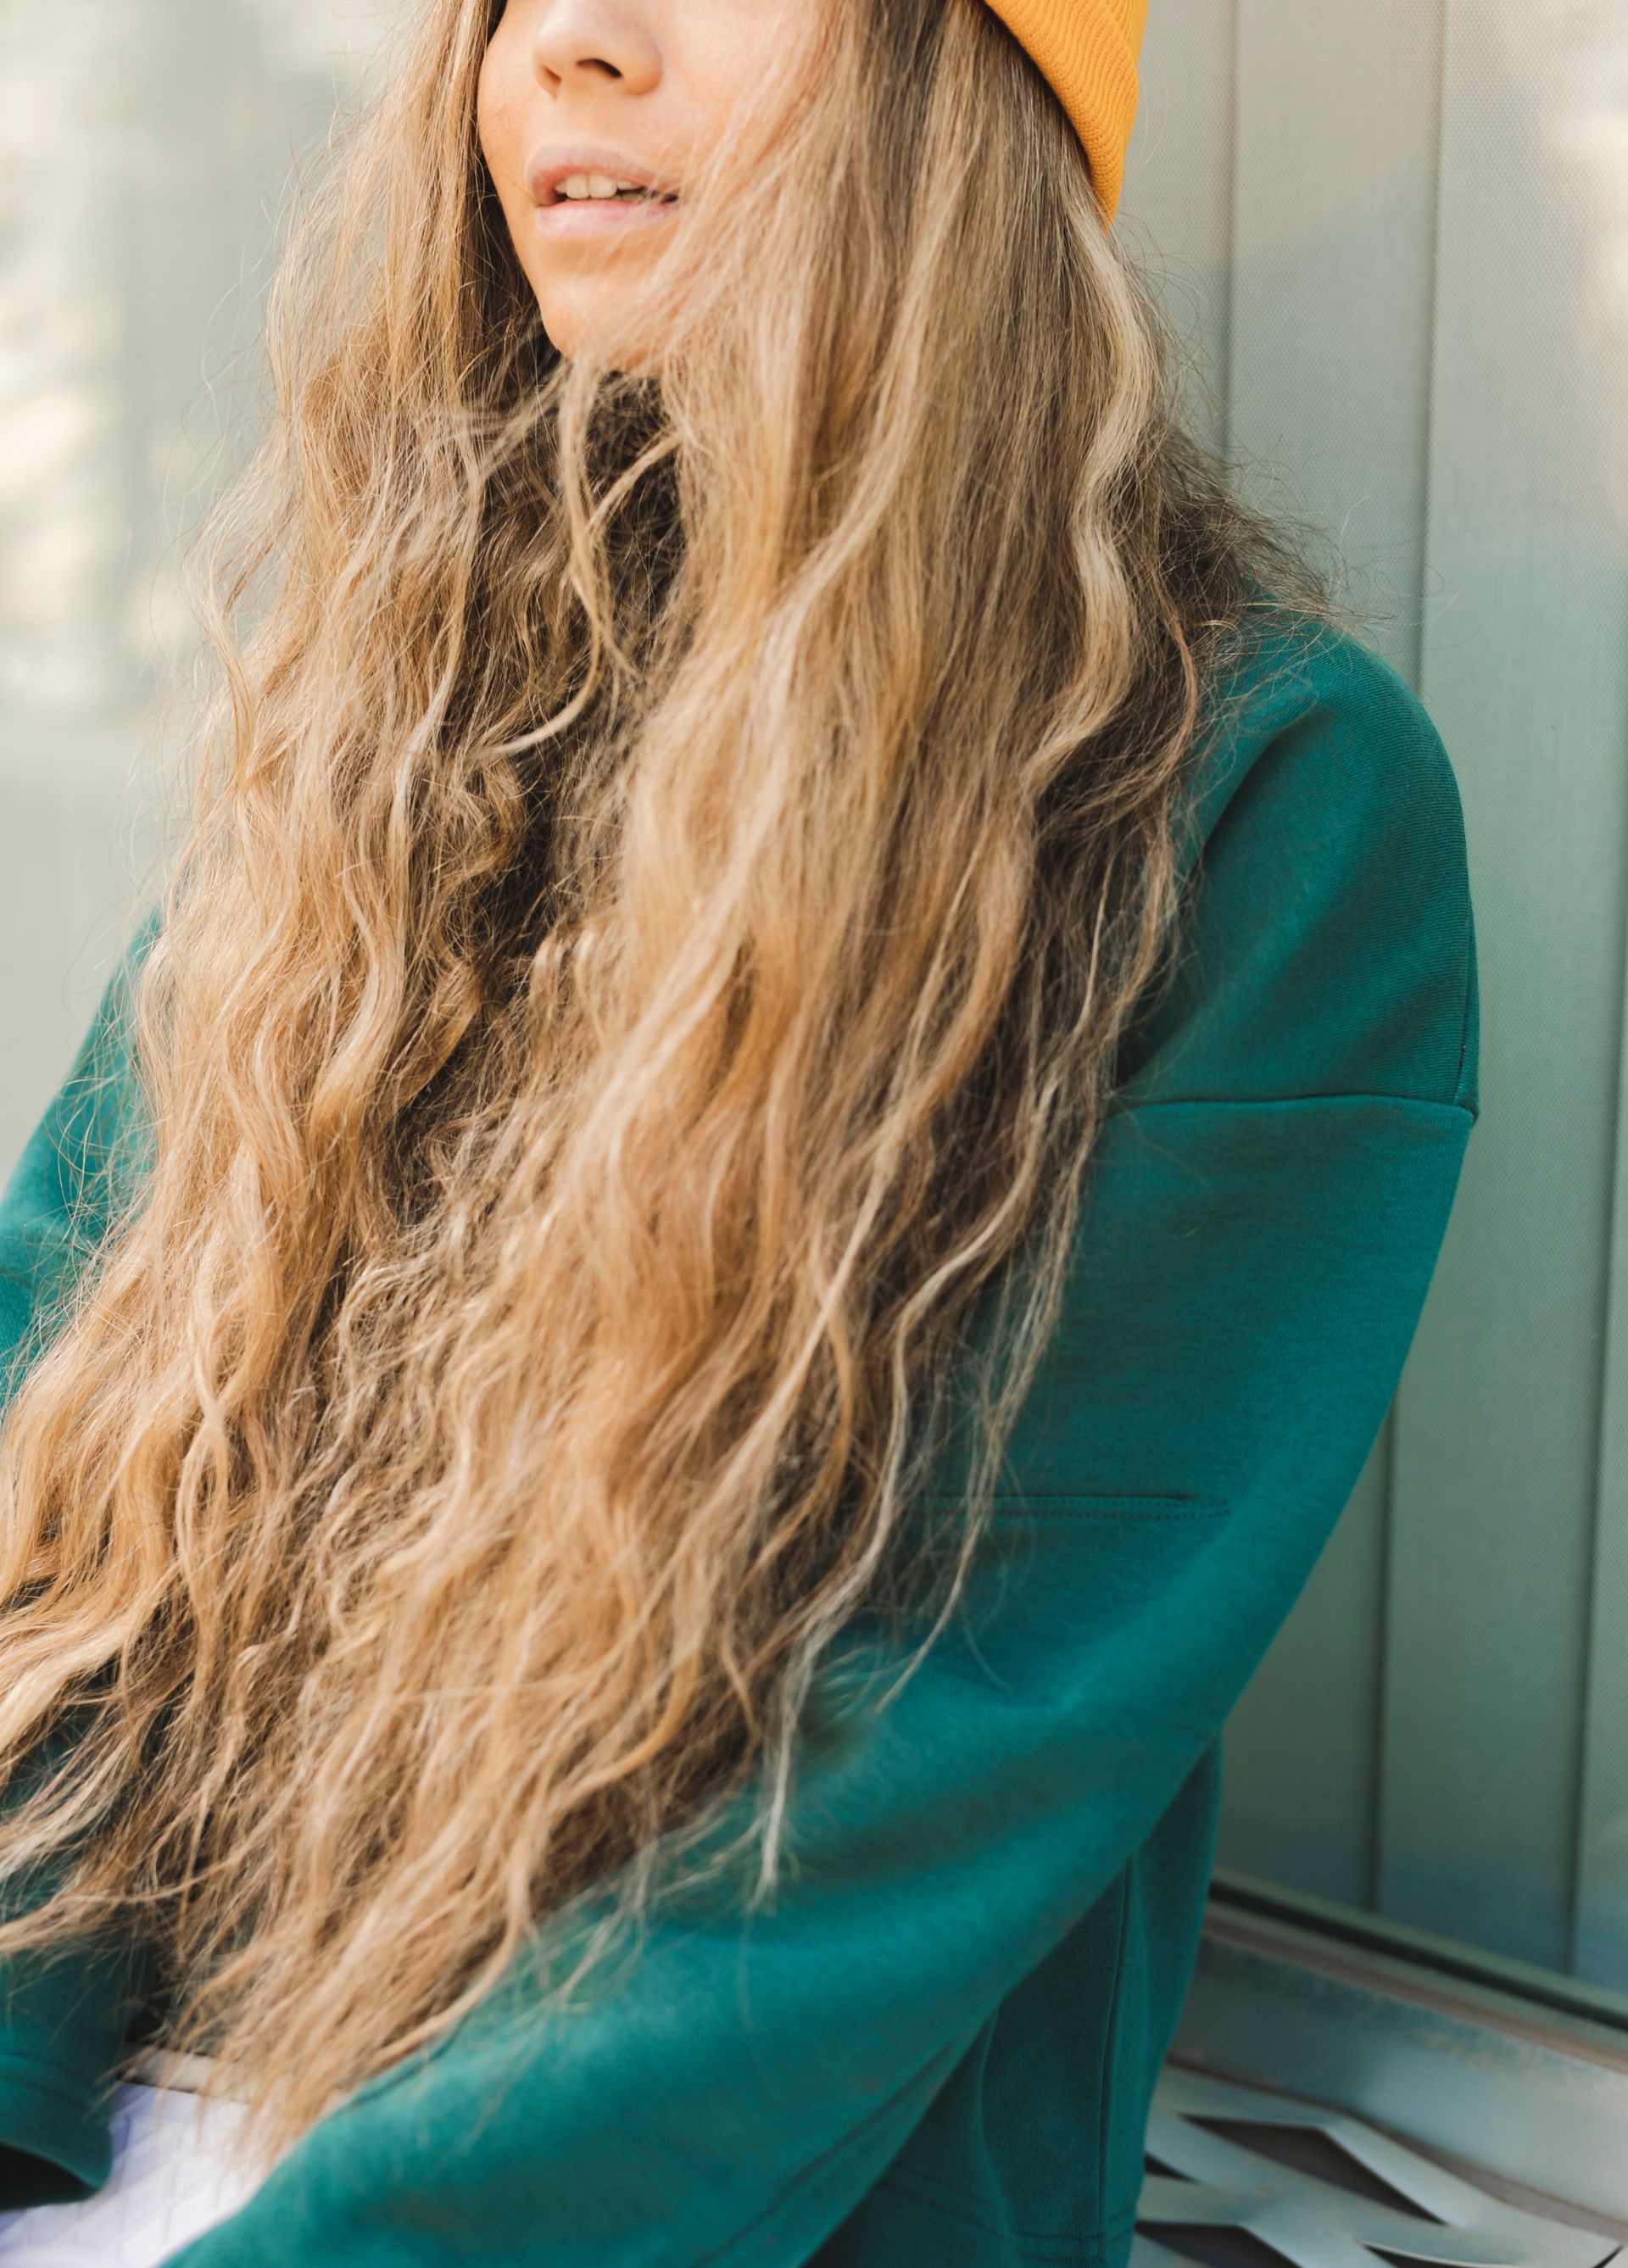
[0,610,1479,2267]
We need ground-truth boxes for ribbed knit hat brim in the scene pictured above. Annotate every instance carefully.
[982,0,1148,217]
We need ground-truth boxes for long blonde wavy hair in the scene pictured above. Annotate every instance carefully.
[0,0,1321,2160]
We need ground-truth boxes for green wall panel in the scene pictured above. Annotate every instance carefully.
[1580,936,1628,1988]
[1121,0,1237,457]
[1383,0,1628,1975]
[1129,0,1628,1987]
[1226,0,1445,682]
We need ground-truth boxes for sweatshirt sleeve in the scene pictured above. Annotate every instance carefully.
[0,932,159,2204]
[174,633,1480,2268]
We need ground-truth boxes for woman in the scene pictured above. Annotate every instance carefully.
[0,0,1478,2262]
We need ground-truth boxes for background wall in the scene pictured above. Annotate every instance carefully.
[1123,1,1628,1989]
[0,0,403,1158]
[3,0,1626,1989]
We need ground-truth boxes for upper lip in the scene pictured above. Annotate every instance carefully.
[527,144,680,205]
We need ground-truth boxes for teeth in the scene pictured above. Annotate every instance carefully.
[559,172,647,199]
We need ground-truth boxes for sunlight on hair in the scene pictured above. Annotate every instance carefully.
[0,0,1324,2165]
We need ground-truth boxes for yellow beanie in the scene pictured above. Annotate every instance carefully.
[982,0,1149,218]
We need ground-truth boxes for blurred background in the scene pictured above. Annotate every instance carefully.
[3,0,1626,2003]
[0,0,404,1146]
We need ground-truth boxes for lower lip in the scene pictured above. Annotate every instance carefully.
[532,197,680,239]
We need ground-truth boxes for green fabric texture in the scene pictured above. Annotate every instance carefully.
[0,937,158,2205]
[0,615,1479,2265]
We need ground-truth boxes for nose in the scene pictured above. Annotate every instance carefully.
[532,2,662,98]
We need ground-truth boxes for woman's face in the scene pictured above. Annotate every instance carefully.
[478,0,806,363]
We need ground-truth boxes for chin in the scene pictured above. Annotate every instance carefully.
[533,283,595,362]
[538,298,655,373]
[538,312,581,358]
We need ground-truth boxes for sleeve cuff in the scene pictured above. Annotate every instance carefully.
[0,2046,115,2202]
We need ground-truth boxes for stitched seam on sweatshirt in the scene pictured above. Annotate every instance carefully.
[875,2149,1142,2240]
[868,2169,1128,2261]
[1109,1092,1476,1117]
[1093,1863,1133,2254]
[872,2160,1139,2248]
[1452,917,1476,1115]
[0,2048,105,2120]
[689,2030,973,2268]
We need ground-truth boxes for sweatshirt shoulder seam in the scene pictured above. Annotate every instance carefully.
[0,2046,108,2113]
[1110,1090,1476,1119]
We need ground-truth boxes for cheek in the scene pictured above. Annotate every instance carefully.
[681,0,821,167]
[476,38,527,213]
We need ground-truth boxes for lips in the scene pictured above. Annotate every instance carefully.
[527,144,681,208]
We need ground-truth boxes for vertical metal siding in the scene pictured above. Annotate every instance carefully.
[1128,1,1628,1986]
